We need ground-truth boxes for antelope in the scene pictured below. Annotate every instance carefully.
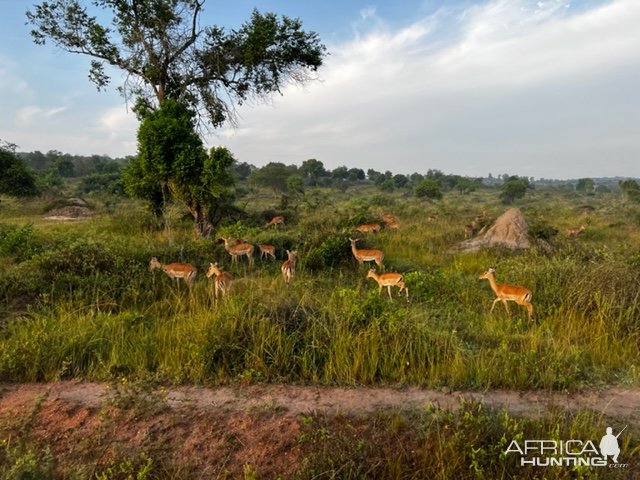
[382,213,400,229]
[258,243,276,260]
[479,268,533,320]
[349,237,384,268]
[366,269,408,301]
[355,223,382,233]
[220,237,255,266]
[464,224,475,239]
[565,225,586,237]
[206,262,233,299]
[148,257,197,287]
[265,215,285,228]
[280,250,298,283]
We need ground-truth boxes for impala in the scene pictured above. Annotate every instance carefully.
[367,269,408,301]
[382,212,400,229]
[280,250,298,283]
[206,262,233,299]
[220,237,255,266]
[355,223,382,233]
[479,268,533,320]
[265,215,285,228]
[565,225,586,237]
[464,224,475,239]
[258,243,276,260]
[148,257,197,286]
[349,237,384,268]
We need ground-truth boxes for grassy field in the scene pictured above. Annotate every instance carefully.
[2,185,640,479]
[1,185,639,391]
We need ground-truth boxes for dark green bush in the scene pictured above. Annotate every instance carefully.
[303,233,353,271]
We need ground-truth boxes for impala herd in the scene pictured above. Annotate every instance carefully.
[148,213,550,319]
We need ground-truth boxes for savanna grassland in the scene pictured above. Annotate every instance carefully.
[1,184,640,478]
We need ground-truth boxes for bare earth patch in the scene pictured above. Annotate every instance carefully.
[43,205,94,221]
[1,382,639,477]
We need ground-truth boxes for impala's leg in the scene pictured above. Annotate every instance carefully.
[520,301,533,319]
[387,286,393,300]
[490,298,500,313]
[501,300,510,314]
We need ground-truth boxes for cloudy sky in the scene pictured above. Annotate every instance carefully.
[1,0,639,179]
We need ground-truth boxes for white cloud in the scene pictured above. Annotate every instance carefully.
[15,105,67,127]
[216,0,640,178]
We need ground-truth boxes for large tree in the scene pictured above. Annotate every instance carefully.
[27,0,326,236]
[27,1,326,128]
[122,99,235,237]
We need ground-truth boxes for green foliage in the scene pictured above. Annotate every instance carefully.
[27,2,326,129]
[500,176,530,204]
[95,456,154,480]
[0,441,53,480]
[80,172,124,195]
[575,177,594,192]
[248,162,298,192]
[304,234,353,271]
[414,179,442,199]
[0,224,43,262]
[297,403,633,479]
[1,184,640,391]
[456,176,479,194]
[123,100,236,235]
[0,141,39,197]
[619,179,640,202]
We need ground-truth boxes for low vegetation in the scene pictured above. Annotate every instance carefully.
[1,156,640,477]
[1,182,639,391]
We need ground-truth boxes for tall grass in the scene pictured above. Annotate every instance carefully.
[0,189,639,389]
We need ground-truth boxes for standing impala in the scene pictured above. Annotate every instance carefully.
[479,267,533,320]
[565,225,586,237]
[265,215,285,228]
[220,237,254,266]
[367,269,408,301]
[148,257,197,287]
[258,243,276,260]
[349,237,384,268]
[280,250,298,283]
[206,262,233,299]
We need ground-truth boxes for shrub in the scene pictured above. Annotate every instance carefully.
[0,223,43,262]
[304,234,353,271]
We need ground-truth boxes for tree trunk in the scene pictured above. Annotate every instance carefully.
[192,203,213,238]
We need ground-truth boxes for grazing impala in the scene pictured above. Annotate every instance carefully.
[479,268,533,320]
[565,225,586,237]
[220,237,255,266]
[355,223,382,233]
[382,213,400,229]
[258,243,276,260]
[265,215,285,228]
[280,250,298,283]
[366,269,408,301]
[349,237,384,268]
[148,257,197,287]
[206,262,233,299]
